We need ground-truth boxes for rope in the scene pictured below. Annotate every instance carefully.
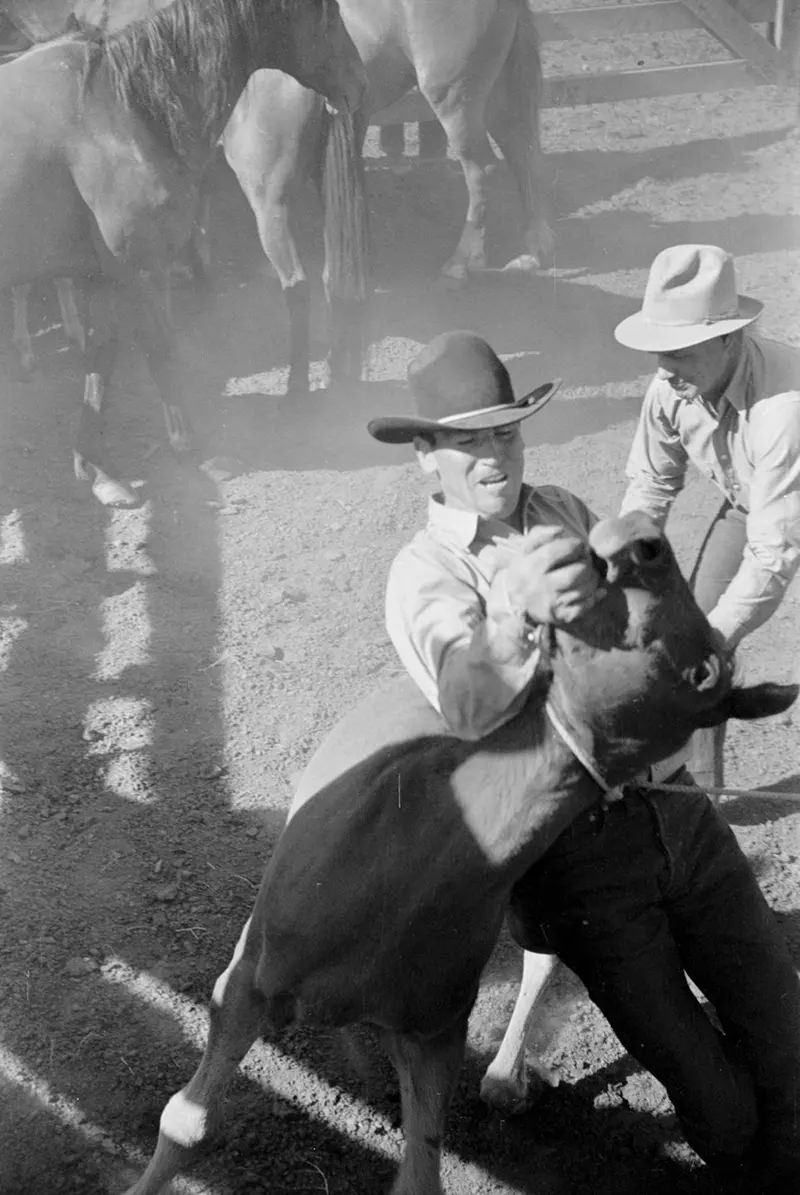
[637,780,800,803]
[544,701,616,796]
[545,702,800,804]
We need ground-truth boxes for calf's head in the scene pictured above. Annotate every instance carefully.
[542,511,797,781]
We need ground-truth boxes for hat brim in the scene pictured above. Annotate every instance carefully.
[614,295,763,353]
[367,379,561,444]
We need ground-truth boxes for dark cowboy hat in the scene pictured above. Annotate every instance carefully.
[367,331,561,444]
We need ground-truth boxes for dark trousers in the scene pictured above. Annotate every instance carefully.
[688,501,748,787]
[509,776,800,1179]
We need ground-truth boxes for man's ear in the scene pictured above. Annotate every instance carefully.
[413,435,439,476]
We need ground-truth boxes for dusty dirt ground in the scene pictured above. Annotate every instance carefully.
[1,24,800,1195]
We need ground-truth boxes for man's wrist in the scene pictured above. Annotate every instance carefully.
[518,611,541,647]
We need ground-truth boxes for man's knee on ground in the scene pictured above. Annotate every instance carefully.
[667,1060,759,1170]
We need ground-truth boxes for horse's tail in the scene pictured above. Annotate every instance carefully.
[508,0,545,113]
[496,0,553,263]
[319,107,371,384]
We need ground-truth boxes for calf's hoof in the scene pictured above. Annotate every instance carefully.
[480,1059,558,1117]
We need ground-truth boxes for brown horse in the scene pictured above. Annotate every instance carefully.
[218,0,553,394]
[122,514,797,1195]
[0,0,366,506]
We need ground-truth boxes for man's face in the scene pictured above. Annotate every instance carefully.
[654,335,734,401]
[415,423,525,522]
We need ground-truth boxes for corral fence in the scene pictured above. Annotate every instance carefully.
[371,0,800,158]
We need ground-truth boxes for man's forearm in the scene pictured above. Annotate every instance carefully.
[437,615,541,740]
[708,563,793,648]
[619,473,678,527]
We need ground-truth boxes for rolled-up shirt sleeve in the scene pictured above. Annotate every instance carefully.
[385,545,541,740]
[619,381,689,527]
[707,392,800,647]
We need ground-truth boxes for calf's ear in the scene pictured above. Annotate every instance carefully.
[700,681,799,726]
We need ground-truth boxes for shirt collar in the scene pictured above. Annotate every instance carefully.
[708,335,757,415]
[426,487,530,549]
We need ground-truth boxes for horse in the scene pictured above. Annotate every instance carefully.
[4,0,372,400]
[0,0,366,507]
[122,513,797,1195]
[9,0,548,397]
[218,0,554,394]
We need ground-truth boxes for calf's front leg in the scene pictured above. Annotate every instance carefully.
[480,950,560,1114]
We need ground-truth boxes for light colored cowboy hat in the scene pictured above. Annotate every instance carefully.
[367,330,560,444]
[614,244,763,353]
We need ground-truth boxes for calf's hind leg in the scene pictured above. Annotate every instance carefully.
[381,1017,468,1195]
[124,918,268,1195]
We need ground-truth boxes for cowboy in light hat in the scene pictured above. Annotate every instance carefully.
[369,329,800,1188]
[616,244,800,787]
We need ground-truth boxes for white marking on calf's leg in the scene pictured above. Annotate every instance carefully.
[480,950,560,1115]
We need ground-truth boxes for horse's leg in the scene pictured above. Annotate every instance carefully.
[223,76,319,398]
[184,189,212,283]
[380,1018,467,1195]
[239,166,311,396]
[379,122,405,160]
[414,3,531,284]
[480,950,560,1115]
[74,277,138,509]
[171,191,212,289]
[128,269,197,462]
[55,276,86,354]
[485,3,553,271]
[422,91,496,285]
[124,919,268,1195]
[11,282,35,376]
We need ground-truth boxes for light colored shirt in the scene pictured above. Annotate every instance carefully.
[385,484,595,740]
[620,333,800,647]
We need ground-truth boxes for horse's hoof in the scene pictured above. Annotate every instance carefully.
[502,254,542,273]
[436,270,469,291]
[91,476,139,508]
[199,456,243,484]
[74,453,92,482]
